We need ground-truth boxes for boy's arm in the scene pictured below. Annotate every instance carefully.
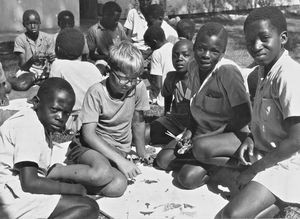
[16,52,26,67]
[132,110,146,158]
[238,117,300,185]
[18,163,86,195]
[82,123,141,179]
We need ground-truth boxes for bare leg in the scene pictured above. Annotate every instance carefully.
[192,133,241,167]
[49,195,99,219]
[215,181,277,218]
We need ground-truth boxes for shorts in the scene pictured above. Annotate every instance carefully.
[66,136,127,164]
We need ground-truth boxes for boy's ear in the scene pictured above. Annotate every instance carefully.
[31,96,40,109]
[280,31,288,46]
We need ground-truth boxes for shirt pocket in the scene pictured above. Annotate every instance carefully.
[202,95,224,114]
[260,98,282,122]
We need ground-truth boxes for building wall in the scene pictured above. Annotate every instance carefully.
[0,0,79,32]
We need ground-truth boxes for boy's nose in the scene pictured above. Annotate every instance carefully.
[253,39,263,51]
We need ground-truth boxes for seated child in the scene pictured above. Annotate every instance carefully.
[10,9,55,91]
[0,78,99,219]
[217,7,300,218]
[0,62,11,106]
[53,10,89,61]
[86,1,128,62]
[176,18,196,41]
[150,39,194,144]
[50,28,104,133]
[155,22,251,190]
[46,41,151,197]
[144,4,178,44]
[144,25,175,106]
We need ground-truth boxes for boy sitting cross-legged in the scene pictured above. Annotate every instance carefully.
[47,41,151,197]
[0,77,99,219]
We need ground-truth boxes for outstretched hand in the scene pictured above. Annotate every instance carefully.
[238,136,254,166]
[117,158,141,180]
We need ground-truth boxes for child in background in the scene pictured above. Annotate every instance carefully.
[217,7,300,218]
[156,22,251,190]
[47,42,151,197]
[50,28,103,133]
[144,4,178,44]
[0,78,99,219]
[150,39,194,144]
[176,18,196,42]
[10,9,55,91]
[144,25,175,106]
[86,1,128,62]
[54,10,89,61]
[124,0,150,58]
[0,62,11,106]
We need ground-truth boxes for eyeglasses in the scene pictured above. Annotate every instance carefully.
[110,69,142,87]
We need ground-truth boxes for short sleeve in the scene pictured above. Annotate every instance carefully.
[277,65,300,119]
[219,64,250,107]
[86,27,97,51]
[150,50,163,76]
[14,35,25,54]
[14,121,46,166]
[80,83,103,124]
[135,81,150,111]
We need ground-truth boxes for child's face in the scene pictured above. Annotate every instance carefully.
[172,43,193,73]
[36,90,74,133]
[108,68,141,97]
[23,13,40,37]
[194,34,226,74]
[102,11,121,30]
[244,19,287,68]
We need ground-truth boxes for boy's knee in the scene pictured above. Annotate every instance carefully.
[155,150,173,170]
[79,197,100,219]
[192,138,212,162]
[176,165,208,189]
[88,165,114,186]
[109,174,127,197]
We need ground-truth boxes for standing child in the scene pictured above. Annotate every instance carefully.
[144,25,175,106]
[156,22,251,190]
[10,9,55,91]
[50,28,103,133]
[150,39,194,144]
[217,7,300,218]
[0,78,99,219]
[46,42,151,197]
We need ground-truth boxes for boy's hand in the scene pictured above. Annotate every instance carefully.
[238,136,254,166]
[117,158,141,179]
[181,129,192,145]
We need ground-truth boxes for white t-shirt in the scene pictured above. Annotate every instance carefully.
[161,20,178,45]
[0,108,61,219]
[123,8,149,51]
[150,42,175,106]
[50,59,104,111]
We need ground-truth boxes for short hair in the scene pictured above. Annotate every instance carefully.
[55,28,84,60]
[143,25,166,43]
[37,77,75,103]
[173,39,193,52]
[102,1,122,16]
[23,9,41,24]
[144,4,164,19]
[244,6,287,33]
[176,19,196,40]
[194,22,228,52]
[108,41,144,77]
[57,10,74,28]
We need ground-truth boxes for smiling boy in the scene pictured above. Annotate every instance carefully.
[156,22,251,190]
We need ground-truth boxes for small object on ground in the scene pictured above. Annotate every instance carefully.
[127,178,136,185]
[139,211,154,216]
[143,179,158,184]
[145,203,150,209]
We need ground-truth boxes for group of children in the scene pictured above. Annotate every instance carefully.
[0,1,300,218]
